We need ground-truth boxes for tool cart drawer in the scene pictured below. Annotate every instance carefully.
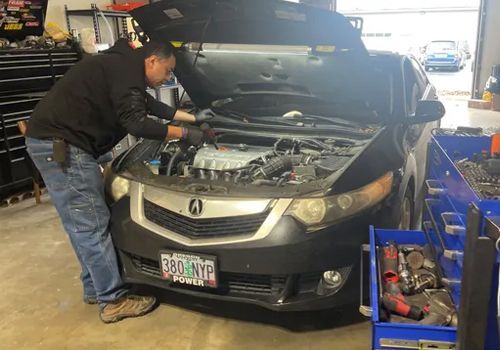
[368,227,457,350]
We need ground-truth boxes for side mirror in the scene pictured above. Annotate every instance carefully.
[408,100,445,124]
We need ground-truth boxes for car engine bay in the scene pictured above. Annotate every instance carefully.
[144,135,366,187]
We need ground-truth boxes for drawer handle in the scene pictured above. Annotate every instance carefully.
[441,212,466,235]
[426,179,447,196]
[443,250,464,261]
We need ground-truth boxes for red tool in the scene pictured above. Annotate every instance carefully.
[491,133,500,157]
[382,293,423,320]
[381,241,399,284]
[385,282,405,299]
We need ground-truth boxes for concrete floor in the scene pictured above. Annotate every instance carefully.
[1,101,498,350]
[0,193,370,350]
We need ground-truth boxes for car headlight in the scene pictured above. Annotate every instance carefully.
[285,172,393,230]
[105,170,131,202]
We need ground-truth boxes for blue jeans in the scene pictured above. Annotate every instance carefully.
[26,137,127,305]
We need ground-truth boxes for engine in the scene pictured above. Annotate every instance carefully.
[153,137,359,186]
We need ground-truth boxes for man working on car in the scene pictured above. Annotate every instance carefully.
[25,39,215,323]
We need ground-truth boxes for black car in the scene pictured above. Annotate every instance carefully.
[106,0,445,311]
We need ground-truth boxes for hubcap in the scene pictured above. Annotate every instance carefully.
[399,197,412,230]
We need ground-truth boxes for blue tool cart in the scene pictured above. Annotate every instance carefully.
[365,129,500,350]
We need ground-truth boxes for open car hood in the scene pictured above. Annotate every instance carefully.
[131,0,373,108]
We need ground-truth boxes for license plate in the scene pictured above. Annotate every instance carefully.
[435,53,447,58]
[159,251,218,288]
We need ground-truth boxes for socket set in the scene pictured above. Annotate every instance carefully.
[455,155,500,200]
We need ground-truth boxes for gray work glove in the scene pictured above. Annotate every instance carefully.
[194,108,215,122]
[184,123,216,146]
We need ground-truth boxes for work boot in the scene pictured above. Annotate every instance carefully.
[83,295,98,305]
[99,295,157,324]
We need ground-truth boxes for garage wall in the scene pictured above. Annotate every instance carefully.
[473,0,500,97]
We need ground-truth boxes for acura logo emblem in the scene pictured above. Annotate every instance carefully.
[188,198,204,216]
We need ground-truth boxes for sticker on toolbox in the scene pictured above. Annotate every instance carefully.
[3,23,23,30]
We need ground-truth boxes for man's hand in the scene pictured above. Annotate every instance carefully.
[183,123,216,146]
[200,123,216,144]
[194,108,215,122]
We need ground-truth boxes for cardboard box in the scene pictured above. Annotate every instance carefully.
[468,99,492,109]
[492,94,500,111]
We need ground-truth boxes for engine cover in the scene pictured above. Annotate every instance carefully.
[192,144,272,171]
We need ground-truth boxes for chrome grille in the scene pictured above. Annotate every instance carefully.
[143,199,269,239]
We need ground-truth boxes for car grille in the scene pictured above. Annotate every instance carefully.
[143,199,269,239]
[130,254,287,296]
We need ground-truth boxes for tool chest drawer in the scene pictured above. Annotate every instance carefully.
[0,49,79,94]
[368,227,457,350]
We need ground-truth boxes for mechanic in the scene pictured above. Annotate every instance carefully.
[24,39,215,323]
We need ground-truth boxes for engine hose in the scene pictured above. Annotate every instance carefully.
[166,149,183,176]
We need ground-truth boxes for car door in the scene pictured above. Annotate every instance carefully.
[403,56,439,219]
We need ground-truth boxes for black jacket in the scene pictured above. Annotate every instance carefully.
[27,39,177,157]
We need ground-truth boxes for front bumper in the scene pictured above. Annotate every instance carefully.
[110,197,376,311]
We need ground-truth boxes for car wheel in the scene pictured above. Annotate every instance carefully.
[398,190,414,230]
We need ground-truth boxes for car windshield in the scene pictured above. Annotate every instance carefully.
[428,41,457,51]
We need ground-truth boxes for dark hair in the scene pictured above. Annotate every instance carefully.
[141,40,175,59]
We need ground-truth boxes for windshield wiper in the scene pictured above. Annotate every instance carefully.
[212,107,250,123]
[257,114,366,128]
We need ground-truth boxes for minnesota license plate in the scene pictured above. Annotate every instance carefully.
[159,251,218,288]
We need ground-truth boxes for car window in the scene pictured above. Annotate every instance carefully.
[427,41,457,51]
[410,58,428,94]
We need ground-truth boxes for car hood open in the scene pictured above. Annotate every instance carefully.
[131,0,373,109]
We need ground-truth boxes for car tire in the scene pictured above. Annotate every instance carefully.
[398,189,414,231]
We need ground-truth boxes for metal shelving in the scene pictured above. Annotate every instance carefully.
[65,3,131,44]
